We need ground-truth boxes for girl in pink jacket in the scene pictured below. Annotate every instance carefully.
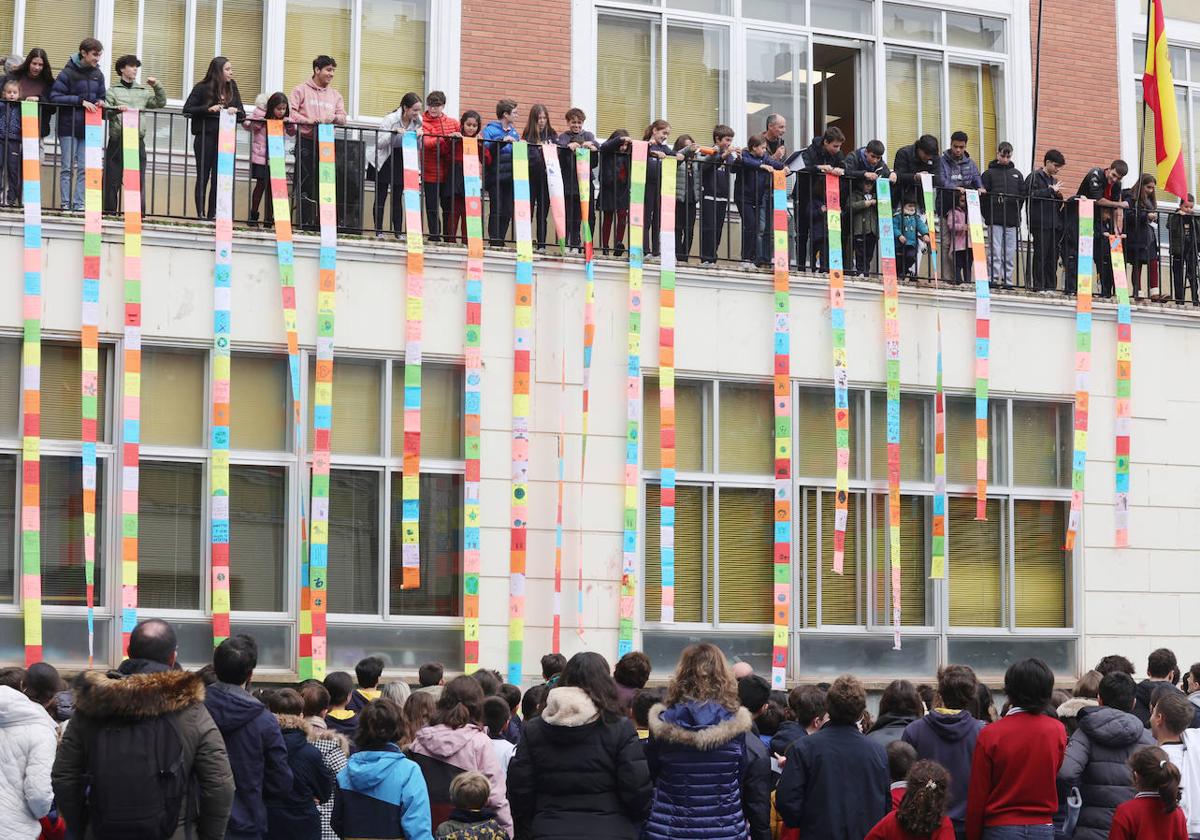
[244,92,296,226]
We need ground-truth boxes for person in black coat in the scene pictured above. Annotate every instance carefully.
[1026,149,1067,293]
[265,689,334,840]
[980,142,1026,288]
[699,124,739,264]
[866,679,922,748]
[182,56,245,220]
[48,38,105,211]
[507,652,651,840]
[794,126,848,273]
[892,134,940,210]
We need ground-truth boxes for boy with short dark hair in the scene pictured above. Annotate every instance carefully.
[421,89,460,240]
[737,132,785,267]
[49,37,106,211]
[348,655,385,713]
[843,138,892,276]
[699,123,738,264]
[498,683,522,744]
[558,107,598,249]
[101,54,164,212]
[540,653,566,684]
[1136,648,1181,726]
[323,671,358,737]
[632,688,665,742]
[887,740,918,808]
[1026,149,1067,293]
[418,661,444,688]
[482,98,520,245]
[1169,193,1198,306]
[981,140,1025,289]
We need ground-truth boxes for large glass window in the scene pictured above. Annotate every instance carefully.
[139,460,204,610]
[1135,40,1200,203]
[111,0,187,99]
[745,32,808,147]
[194,0,265,107]
[41,456,106,607]
[0,454,15,605]
[24,2,94,78]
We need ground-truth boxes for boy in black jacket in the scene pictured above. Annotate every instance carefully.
[700,123,738,264]
[892,134,940,209]
[1169,193,1198,305]
[795,126,847,273]
[843,139,895,275]
[1066,159,1128,296]
[981,141,1025,289]
[1026,149,1067,293]
[737,133,785,266]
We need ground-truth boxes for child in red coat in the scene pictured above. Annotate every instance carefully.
[1108,746,1188,840]
[867,760,957,840]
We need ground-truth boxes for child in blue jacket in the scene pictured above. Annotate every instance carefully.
[737,133,785,266]
[482,99,520,246]
[0,79,22,207]
[894,199,930,278]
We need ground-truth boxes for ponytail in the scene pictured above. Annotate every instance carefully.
[897,760,951,836]
[1130,746,1182,812]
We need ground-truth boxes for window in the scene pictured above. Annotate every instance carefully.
[1134,40,1200,202]
[0,454,14,604]
[139,460,204,610]
[24,2,94,81]
[41,343,110,442]
[111,0,187,99]
[0,1,11,56]
[41,457,106,607]
[0,339,18,439]
[811,0,872,34]
[309,358,381,456]
[235,354,290,452]
[745,32,808,151]
[389,472,463,616]
[230,464,287,612]
[195,0,265,106]
[142,349,206,447]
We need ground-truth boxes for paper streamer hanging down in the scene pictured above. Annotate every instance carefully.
[542,142,567,250]
[576,147,595,637]
[966,190,991,520]
[306,124,337,681]
[876,178,903,649]
[462,137,483,674]
[209,109,236,646]
[119,110,143,657]
[1111,235,1132,548]
[21,101,43,666]
[826,172,851,574]
[401,131,424,590]
[658,158,678,625]
[1066,199,1095,551]
[81,107,102,664]
[619,141,648,658]
[920,173,946,580]
[553,353,566,654]
[508,141,534,685]
[770,169,792,689]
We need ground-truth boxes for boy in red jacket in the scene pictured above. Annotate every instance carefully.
[965,658,1067,840]
[422,90,460,241]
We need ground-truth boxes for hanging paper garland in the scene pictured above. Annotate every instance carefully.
[619,141,648,658]
[81,108,102,664]
[401,130,424,590]
[658,158,677,625]
[119,110,143,657]
[770,169,792,689]
[1111,235,1132,548]
[542,142,567,250]
[576,147,596,637]
[508,141,534,684]
[307,124,338,680]
[462,136,484,674]
[209,110,236,646]
[21,101,43,666]
[965,190,991,520]
[919,173,946,580]
[826,172,850,574]
[1065,199,1095,551]
[553,354,566,654]
[876,178,903,649]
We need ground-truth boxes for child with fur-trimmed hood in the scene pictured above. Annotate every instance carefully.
[264,689,334,840]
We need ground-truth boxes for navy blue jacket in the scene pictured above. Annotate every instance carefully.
[643,701,772,840]
[49,54,105,139]
[266,718,334,840]
[901,709,984,833]
[203,682,294,840]
[0,101,21,142]
[737,150,783,210]
[776,721,888,840]
[332,745,433,840]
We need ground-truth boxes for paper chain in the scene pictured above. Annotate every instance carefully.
[827,173,850,574]
[920,173,946,580]
[658,158,678,626]
[576,148,595,637]
[209,110,236,646]
[401,131,424,590]
[508,141,533,684]
[553,353,566,654]
[877,178,903,649]
[462,137,483,673]
[1111,235,1132,547]
[21,101,42,666]
[770,169,792,689]
[966,190,991,520]
[543,142,567,251]
[81,108,102,664]
[1066,199,1095,550]
[119,110,143,657]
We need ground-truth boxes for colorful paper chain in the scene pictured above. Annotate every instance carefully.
[576,148,596,637]
[826,172,850,574]
[1111,234,1132,548]
[658,158,678,625]
[877,178,903,649]
[542,142,567,250]
[306,124,337,680]
[553,354,566,654]
[119,110,143,656]
[401,131,424,590]
[920,173,946,580]
[965,190,991,520]
[81,108,102,663]
[770,169,792,689]
[209,110,236,646]
[462,137,484,674]
[508,141,533,684]
[1066,199,1095,551]
[21,101,43,666]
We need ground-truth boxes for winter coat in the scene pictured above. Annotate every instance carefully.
[644,140,674,201]
[181,80,246,138]
[436,808,507,839]
[1026,168,1064,231]
[0,686,56,839]
[797,135,847,211]
[866,712,918,748]
[266,716,334,840]
[901,710,984,834]
[1057,705,1156,840]
[849,180,880,236]
[49,54,106,139]
[599,135,631,211]
[422,111,460,183]
[892,143,940,208]
[408,723,512,835]
[843,145,893,181]
[244,106,296,166]
[306,717,350,840]
[938,149,983,193]
[701,148,738,202]
[737,149,783,209]
[326,707,358,737]
[980,158,1026,227]
[288,79,347,138]
[507,686,651,840]
[332,745,433,840]
[0,101,21,142]
[777,721,889,840]
[769,721,805,758]
[103,78,166,138]
[894,210,929,246]
[203,681,293,840]
[1123,198,1160,264]
[1132,679,1178,727]
[52,667,235,840]
[1056,696,1099,738]
[556,129,597,199]
[481,120,519,190]
[1162,727,1200,835]
[675,146,700,205]
[644,701,772,840]
[945,206,970,252]
[1169,212,1200,257]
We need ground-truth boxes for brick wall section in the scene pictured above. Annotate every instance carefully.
[1029,0,1122,189]
[459,0,573,127]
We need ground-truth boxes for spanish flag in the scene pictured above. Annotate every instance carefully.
[1144,0,1188,199]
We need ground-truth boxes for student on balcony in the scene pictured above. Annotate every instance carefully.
[374,91,423,239]
[102,55,165,214]
[182,56,245,220]
[49,38,106,212]
[290,55,347,230]
[482,98,519,246]
[421,90,459,241]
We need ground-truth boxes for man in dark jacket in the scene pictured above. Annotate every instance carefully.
[48,37,105,211]
[1058,671,1155,840]
[204,634,293,840]
[893,134,940,209]
[777,674,888,839]
[1133,647,1180,726]
[1026,149,1067,293]
[794,126,847,274]
[51,618,235,840]
[980,141,1025,288]
[842,139,896,275]
[902,664,985,839]
[1066,159,1128,296]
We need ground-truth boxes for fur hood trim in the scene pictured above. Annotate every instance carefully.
[310,726,351,756]
[1056,697,1099,719]
[73,669,204,719]
[647,703,753,750]
[541,686,600,727]
[275,713,311,734]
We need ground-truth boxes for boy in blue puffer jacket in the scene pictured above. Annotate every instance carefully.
[482,99,520,246]
[48,37,105,211]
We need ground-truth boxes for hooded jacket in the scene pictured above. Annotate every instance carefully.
[332,745,433,840]
[769,720,806,758]
[1132,679,1186,727]
[289,78,347,138]
[643,701,772,840]
[481,120,519,189]
[1026,168,1065,231]
[266,715,334,840]
[408,723,512,835]
[49,53,106,139]
[892,143,940,207]
[0,686,57,839]
[797,135,847,211]
[103,78,166,138]
[902,709,985,833]
[203,681,293,839]
[980,158,1026,227]
[938,149,983,193]
[866,712,918,748]
[52,667,235,840]
[1057,696,1100,738]
[507,686,651,840]
[1057,705,1155,840]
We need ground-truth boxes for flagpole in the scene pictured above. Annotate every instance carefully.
[1031,0,1045,175]
[1139,0,1153,177]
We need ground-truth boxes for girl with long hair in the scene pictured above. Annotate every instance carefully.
[1109,746,1187,839]
[1126,173,1161,300]
[243,92,294,226]
[374,91,423,238]
[182,56,245,219]
[448,108,482,243]
[523,103,557,248]
[866,760,956,839]
[642,119,673,256]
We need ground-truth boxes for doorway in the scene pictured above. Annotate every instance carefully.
[812,42,862,148]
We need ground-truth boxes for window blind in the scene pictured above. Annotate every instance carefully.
[40,456,104,607]
[945,397,999,484]
[870,394,927,482]
[949,63,983,167]
[643,378,707,472]
[309,358,381,456]
[230,464,286,612]
[326,469,380,614]
[25,1,93,80]
[885,51,917,165]
[234,354,289,452]
[137,461,203,610]
[980,63,1001,165]
[392,364,462,460]
[805,489,861,625]
[0,454,14,605]
[284,0,352,105]
[921,59,943,146]
[871,494,929,626]
[390,472,462,616]
[359,0,426,119]
[947,496,1002,626]
[1012,401,1069,488]
[717,487,772,624]
[666,22,726,148]
[193,0,217,97]
[41,343,108,442]
[596,14,655,141]
[109,0,140,83]
[142,349,205,447]
[0,0,12,58]
[645,483,709,622]
[0,339,19,439]
[719,384,772,474]
[797,389,857,479]
[138,0,186,99]
[221,0,264,106]
[1014,499,1069,628]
